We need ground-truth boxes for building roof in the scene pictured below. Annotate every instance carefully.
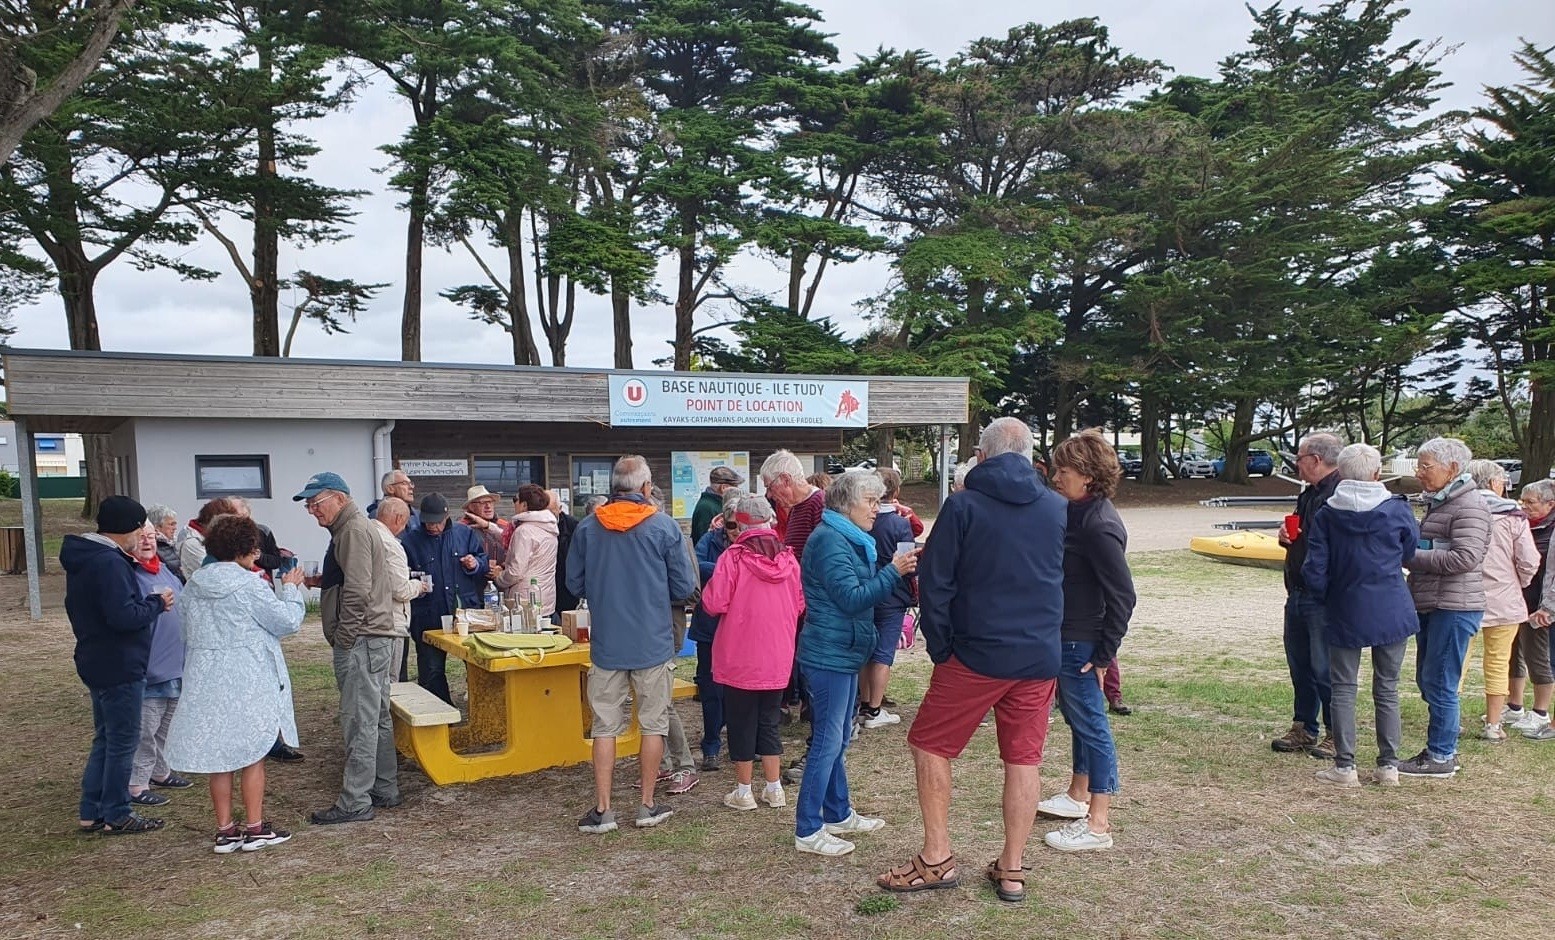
[0,348,970,432]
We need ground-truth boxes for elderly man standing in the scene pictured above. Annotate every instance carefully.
[295,472,400,825]
[567,456,698,834]
[1271,433,1343,759]
[1398,438,1491,777]
[692,465,745,543]
[761,450,827,776]
[366,469,418,527]
[373,497,426,686]
[402,493,489,703]
[878,418,1066,902]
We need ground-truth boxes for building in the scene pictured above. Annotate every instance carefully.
[1,348,970,618]
[0,421,85,477]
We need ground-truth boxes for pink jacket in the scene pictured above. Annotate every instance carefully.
[1482,498,1539,626]
[496,511,558,616]
[703,528,804,691]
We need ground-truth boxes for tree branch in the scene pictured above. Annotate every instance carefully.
[188,203,254,286]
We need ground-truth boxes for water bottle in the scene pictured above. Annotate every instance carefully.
[528,578,541,630]
[484,584,500,612]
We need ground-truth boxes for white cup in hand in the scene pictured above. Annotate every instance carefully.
[157,587,175,610]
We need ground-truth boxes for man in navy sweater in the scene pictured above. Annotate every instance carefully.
[62,496,174,835]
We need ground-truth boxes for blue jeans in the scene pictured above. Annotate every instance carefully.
[80,679,145,823]
[1283,593,1332,735]
[694,640,725,759]
[1056,642,1119,794]
[1416,609,1482,761]
[795,665,857,838]
[410,624,451,704]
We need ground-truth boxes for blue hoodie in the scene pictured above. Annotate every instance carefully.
[61,534,166,689]
[1302,479,1420,649]
[917,451,1068,680]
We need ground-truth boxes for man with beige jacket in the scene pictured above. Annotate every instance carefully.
[373,497,426,683]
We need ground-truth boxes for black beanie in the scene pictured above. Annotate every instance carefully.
[96,495,147,535]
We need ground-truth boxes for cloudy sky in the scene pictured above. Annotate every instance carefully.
[8,0,1553,368]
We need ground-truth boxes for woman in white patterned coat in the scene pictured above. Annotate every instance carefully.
[165,516,306,853]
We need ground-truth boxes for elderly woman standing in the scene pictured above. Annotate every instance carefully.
[1398,438,1492,778]
[1037,431,1135,851]
[1511,479,1555,737]
[794,470,918,857]
[165,515,306,853]
[1302,444,1419,787]
[145,505,185,583]
[126,522,191,808]
[177,498,238,574]
[702,495,804,811]
[1465,459,1540,741]
[495,483,559,618]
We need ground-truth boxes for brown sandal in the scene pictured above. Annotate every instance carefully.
[877,854,960,893]
[986,860,1028,903]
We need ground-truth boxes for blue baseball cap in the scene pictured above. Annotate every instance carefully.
[293,471,351,501]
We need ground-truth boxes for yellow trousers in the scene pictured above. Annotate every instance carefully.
[1461,624,1519,698]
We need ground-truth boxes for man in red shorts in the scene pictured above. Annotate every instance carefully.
[877,417,1067,903]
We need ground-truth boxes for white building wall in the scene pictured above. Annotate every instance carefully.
[129,418,380,564]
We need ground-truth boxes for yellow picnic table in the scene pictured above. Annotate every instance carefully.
[391,629,693,785]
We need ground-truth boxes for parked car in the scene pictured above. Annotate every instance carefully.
[1212,449,1276,478]
[1119,451,1143,478]
[1177,453,1217,478]
[1494,458,1522,491]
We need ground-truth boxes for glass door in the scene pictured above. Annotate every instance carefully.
[570,456,616,518]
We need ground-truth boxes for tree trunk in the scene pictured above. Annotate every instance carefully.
[502,213,540,366]
[1139,390,1167,486]
[400,171,429,361]
[787,246,808,316]
[611,276,633,369]
[875,427,895,473]
[1525,377,1555,487]
[673,205,697,370]
[1222,397,1256,485]
[251,35,281,356]
[56,260,116,517]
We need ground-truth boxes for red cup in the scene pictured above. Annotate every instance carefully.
[1283,514,1301,540]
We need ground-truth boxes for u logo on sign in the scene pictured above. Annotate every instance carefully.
[622,379,648,407]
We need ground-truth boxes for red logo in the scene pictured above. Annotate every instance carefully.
[835,389,861,421]
[622,379,648,407]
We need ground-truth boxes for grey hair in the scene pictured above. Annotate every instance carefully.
[648,485,666,510]
[721,488,750,522]
[1418,437,1472,474]
[612,455,652,494]
[1467,458,1506,488]
[583,495,609,517]
[952,456,978,491]
[381,469,407,490]
[760,449,804,485]
[375,496,409,521]
[1299,433,1344,467]
[826,469,886,512]
[979,417,1034,461]
[1521,479,1555,503]
[732,494,776,531]
[1335,443,1381,482]
[145,504,177,527]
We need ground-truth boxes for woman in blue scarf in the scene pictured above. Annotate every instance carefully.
[794,470,919,857]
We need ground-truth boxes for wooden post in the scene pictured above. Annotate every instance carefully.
[15,416,43,620]
[938,424,952,510]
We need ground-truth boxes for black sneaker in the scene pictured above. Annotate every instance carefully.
[1108,701,1133,716]
[268,741,305,763]
[700,753,722,772]
[150,774,193,789]
[782,753,807,786]
[635,803,673,828]
[130,790,170,807]
[241,821,292,852]
[370,793,403,809]
[1396,750,1457,778]
[213,823,245,854]
[578,807,618,834]
[309,805,375,826]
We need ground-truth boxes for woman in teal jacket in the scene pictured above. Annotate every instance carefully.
[795,471,919,857]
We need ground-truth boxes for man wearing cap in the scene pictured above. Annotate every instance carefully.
[62,496,175,835]
[401,492,490,704]
[692,466,745,544]
[295,473,399,825]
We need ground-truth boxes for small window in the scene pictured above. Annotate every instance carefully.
[35,436,63,452]
[472,456,545,495]
[196,455,271,499]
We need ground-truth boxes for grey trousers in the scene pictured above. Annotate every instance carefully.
[660,620,696,773]
[332,637,398,813]
[1328,641,1407,769]
[130,696,177,789]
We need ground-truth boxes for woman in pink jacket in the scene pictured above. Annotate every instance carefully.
[1467,460,1541,740]
[496,484,559,620]
[701,494,805,812]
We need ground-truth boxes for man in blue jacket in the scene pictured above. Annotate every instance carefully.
[879,418,1066,902]
[401,492,489,704]
[62,496,174,835]
[566,455,698,835]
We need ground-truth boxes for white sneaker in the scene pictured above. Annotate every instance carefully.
[1480,721,1507,742]
[1044,817,1113,852]
[761,785,787,808]
[1037,792,1089,820]
[1372,765,1399,787]
[823,810,886,834]
[862,708,902,729]
[723,788,758,811]
[1314,766,1360,788]
[795,829,855,856]
[1507,709,1543,733]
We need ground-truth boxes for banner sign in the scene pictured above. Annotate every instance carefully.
[609,375,869,428]
[671,452,751,519]
[398,458,470,477]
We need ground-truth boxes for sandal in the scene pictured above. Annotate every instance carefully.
[102,814,165,835]
[985,860,1028,903]
[877,854,959,893]
[77,820,104,834]
[130,790,170,807]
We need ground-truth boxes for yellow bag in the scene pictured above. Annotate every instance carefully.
[467,632,572,665]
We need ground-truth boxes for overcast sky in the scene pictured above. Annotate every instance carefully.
[8,0,1553,368]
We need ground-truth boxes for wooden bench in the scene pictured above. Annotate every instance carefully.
[390,681,460,727]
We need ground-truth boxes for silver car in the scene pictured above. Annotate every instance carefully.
[1177,454,1217,478]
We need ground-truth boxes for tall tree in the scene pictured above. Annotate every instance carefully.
[1,0,136,164]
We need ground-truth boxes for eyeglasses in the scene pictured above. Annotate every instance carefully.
[305,492,341,512]
[1296,453,1317,464]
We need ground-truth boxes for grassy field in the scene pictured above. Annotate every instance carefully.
[2,527,1554,938]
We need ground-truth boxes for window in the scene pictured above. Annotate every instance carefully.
[35,436,62,453]
[473,456,545,495]
[570,456,617,517]
[195,455,271,499]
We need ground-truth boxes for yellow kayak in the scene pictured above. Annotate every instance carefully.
[1189,531,1286,570]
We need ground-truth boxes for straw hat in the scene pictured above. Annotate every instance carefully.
[464,484,498,506]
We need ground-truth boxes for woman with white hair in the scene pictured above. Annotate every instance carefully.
[1399,437,1492,777]
[144,505,185,583]
[701,495,804,812]
[793,470,918,856]
[1464,459,1540,741]
[1302,444,1419,786]
[1510,478,1555,737]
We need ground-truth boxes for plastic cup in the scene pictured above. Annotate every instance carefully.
[304,560,321,578]
[441,614,454,634]
[896,541,916,558]
[455,618,469,638]
[1283,514,1301,540]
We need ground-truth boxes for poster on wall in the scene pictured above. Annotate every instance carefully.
[609,374,868,427]
[671,451,751,519]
